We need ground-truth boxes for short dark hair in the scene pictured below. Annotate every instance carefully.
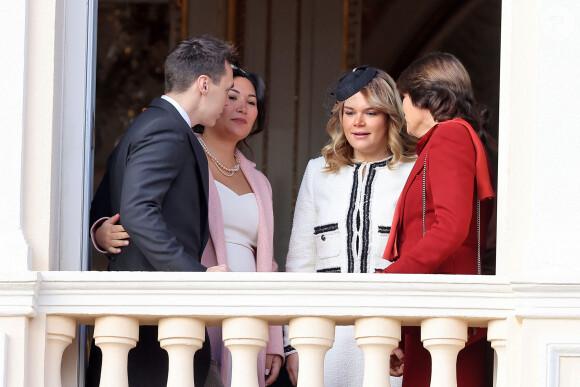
[397,52,490,142]
[165,35,238,93]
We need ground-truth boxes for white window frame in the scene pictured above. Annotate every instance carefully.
[58,0,98,272]
[56,1,97,384]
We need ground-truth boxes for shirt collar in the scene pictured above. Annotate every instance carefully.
[161,95,191,127]
[415,123,439,155]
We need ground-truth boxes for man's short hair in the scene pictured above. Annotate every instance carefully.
[165,35,238,93]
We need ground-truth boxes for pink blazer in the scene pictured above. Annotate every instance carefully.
[202,149,283,387]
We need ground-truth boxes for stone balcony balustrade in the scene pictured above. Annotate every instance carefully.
[3,271,580,386]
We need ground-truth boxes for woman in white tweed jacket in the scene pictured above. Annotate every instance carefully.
[284,66,416,387]
[286,154,412,275]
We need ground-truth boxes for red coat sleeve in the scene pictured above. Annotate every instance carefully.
[385,122,476,273]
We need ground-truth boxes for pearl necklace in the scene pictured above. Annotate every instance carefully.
[197,136,240,177]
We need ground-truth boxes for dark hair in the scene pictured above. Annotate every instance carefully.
[397,52,492,145]
[232,67,266,138]
[165,35,238,93]
[192,67,267,144]
[230,67,266,153]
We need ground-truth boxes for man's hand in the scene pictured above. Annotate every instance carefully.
[206,264,231,272]
[265,354,283,386]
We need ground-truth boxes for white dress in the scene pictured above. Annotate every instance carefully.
[216,181,259,272]
[285,156,412,387]
[216,181,259,386]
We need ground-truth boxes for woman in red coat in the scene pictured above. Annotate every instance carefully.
[379,53,495,386]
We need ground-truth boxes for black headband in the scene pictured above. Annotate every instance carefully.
[335,65,380,102]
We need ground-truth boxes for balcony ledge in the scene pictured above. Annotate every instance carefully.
[2,271,580,324]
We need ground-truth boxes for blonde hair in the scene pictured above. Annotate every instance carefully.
[322,70,416,173]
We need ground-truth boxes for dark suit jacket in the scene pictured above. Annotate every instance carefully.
[88,97,211,386]
[91,97,209,271]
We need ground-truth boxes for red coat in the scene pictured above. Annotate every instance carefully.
[382,118,494,274]
[379,118,495,387]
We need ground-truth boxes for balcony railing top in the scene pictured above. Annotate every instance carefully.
[2,271,580,324]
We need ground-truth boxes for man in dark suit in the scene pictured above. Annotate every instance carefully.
[87,35,236,387]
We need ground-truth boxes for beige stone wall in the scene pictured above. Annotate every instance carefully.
[23,0,60,272]
[521,319,580,387]
[0,317,29,386]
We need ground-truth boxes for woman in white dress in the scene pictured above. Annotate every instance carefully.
[284,66,416,387]
[90,67,284,387]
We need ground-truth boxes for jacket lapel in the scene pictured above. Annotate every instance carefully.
[206,169,228,266]
[383,154,424,262]
[237,151,274,273]
[186,131,209,203]
[149,97,210,203]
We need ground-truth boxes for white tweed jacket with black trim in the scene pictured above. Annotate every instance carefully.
[286,155,414,275]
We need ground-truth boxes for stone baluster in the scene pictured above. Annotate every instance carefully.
[223,317,269,387]
[421,317,467,387]
[45,316,76,387]
[158,317,206,387]
[488,319,508,387]
[94,316,139,387]
[355,317,401,387]
[289,317,335,387]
